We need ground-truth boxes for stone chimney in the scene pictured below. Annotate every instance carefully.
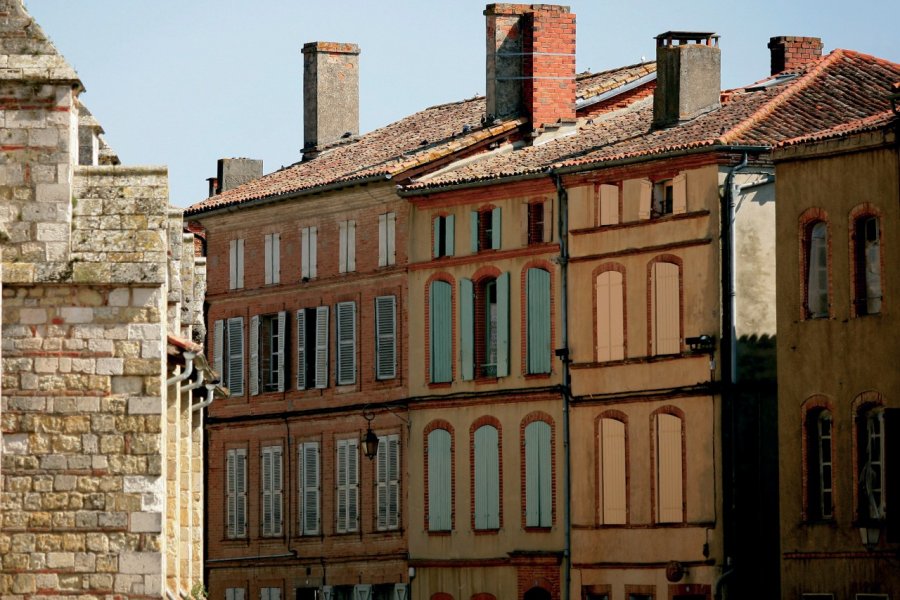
[485,4,576,130]
[302,42,360,155]
[215,158,263,194]
[652,31,721,129]
[767,36,823,75]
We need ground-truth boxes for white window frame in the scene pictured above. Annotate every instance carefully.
[264,232,280,285]
[378,212,396,267]
[376,433,401,531]
[229,238,244,289]
[339,220,357,273]
[250,312,286,396]
[225,448,247,538]
[296,306,329,390]
[336,438,359,533]
[215,318,245,397]
[301,226,318,279]
[259,588,281,600]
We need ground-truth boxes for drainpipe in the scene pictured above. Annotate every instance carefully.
[181,369,205,393]
[553,173,572,600]
[191,382,219,412]
[166,352,196,386]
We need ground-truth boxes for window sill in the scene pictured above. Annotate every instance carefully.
[475,377,499,385]
[474,528,500,535]
[802,518,837,526]
[426,530,452,537]
[523,526,553,532]
[428,381,453,389]
[524,372,551,380]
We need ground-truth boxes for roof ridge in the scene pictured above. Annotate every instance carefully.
[718,49,845,145]
[776,109,896,147]
[837,48,900,69]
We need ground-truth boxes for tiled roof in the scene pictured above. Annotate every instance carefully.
[407,49,900,190]
[186,62,658,216]
[775,110,896,147]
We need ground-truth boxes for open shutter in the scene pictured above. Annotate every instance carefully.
[301,228,310,279]
[601,418,627,524]
[353,585,372,600]
[388,435,400,529]
[433,217,441,258]
[444,214,455,256]
[274,447,283,535]
[272,233,280,283]
[543,199,553,242]
[276,311,286,392]
[348,220,356,272]
[460,278,474,380]
[386,212,396,265]
[375,296,397,380]
[314,306,329,389]
[638,179,652,220]
[391,584,408,600]
[226,451,236,538]
[496,271,510,377]
[309,227,318,278]
[347,438,359,531]
[301,442,320,535]
[430,281,452,383]
[227,317,244,396]
[249,316,260,397]
[376,436,388,530]
[599,184,619,225]
[296,310,306,390]
[321,587,332,600]
[652,262,681,355]
[236,449,247,537]
[213,320,224,379]
[336,440,347,533]
[339,221,348,273]
[470,211,479,253]
[526,268,551,374]
[236,239,244,288]
[672,173,687,214]
[336,301,357,385]
[428,429,452,531]
[379,214,388,267]
[657,413,684,523]
[264,234,273,284]
[491,207,502,249]
[229,240,237,289]
[520,201,529,246]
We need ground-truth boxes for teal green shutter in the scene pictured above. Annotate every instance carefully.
[433,217,441,258]
[525,420,552,527]
[527,268,552,374]
[429,281,452,383]
[460,278,474,380]
[470,211,479,253]
[497,272,510,377]
[538,421,552,526]
[491,207,502,249]
[474,425,499,529]
[427,429,452,531]
[445,215,455,256]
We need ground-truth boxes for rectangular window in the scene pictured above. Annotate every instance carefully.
[473,424,500,530]
[427,428,452,531]
[433,215,455,258]
[429,281,452,383]
[656,413,684,523]
[335,301,357,385]
[264,233,280,285]
[526,268,551,374]
[378,212,396,267]
[250,312,286,396]
[215,318,245,397]
[461,272,509,380]
[599,184,619,226]
[599,418,627,525]
[470,207,501,252]
[376,433,400,530]
[296,307,329,390]
[261,445,283,537]
[301,226,318,279]
[299,442,320,535]
[596,270,625,362]
[339,220,357,273]
[336,438,359,533]
[260,589,281,600]
[525,421,552,527]
[226,589,246,600]
[375,295,397,380]
[229,238,244,289]
[225,448,247,538]
[527,202,545,245]
[652,179,674,217]
[651,262,681,355]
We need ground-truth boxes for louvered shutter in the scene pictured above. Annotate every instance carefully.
[388,435,400,529]
[314,306,329,389]
[657,413,683,523]
[496,272,510,377]
[276,311,286,392]
[672,173,687,214]
[226,450,236,538]
[444,214,455,256]
[249,316,260,396]
[309,227,318,278]
[236,449,247,537]
[638,179,652,220]
[274,446,283,535]
[229,240,238,289]
[600,418,627,524]
[430,281,452,383]
[459,278,474,380]
[652,262,680,355]
[336,301,356,385]
[599,184,619,225]
[296,310,306,390]
[301,228,310,279]
[470,211,479,253]
[474,425,499,529]
[264,234,273,284]
[491,207,502,249]
[391,584,408,600]
[336,440,348,532]
[339,221,348,273]
[237,239,244,288]
[375,296,397,380]
[526,268,551,374]
[347,438,359,531]
[596,271,625,362]
[321,587,333,600]
[538,420,552,526]
[262,447,273,535]
[379,214,388,267]
[377,436,388,530]
[428,429,451,531]
[213,320,224,379]
[348,220,356,272]
[226,317,244,396]
[353,585,372,600]
[301,442,320,535]
[272,233,280,283]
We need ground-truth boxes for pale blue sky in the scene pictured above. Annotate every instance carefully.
[25,1,900,207]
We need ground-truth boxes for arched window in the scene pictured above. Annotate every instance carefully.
[853,214,881,315]
[598,417,627,524]
[596,269,624,362]
[473,424,500,530]
[655,411,684,523]
[524,420,552,527]
[429,280,453,383]
[858,406,885,521]
[460,273,509,379]
[805,221,829,318]
[427,428,453,531]
[806,408,833,520]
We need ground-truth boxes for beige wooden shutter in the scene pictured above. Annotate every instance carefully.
[638,179,652,220]
[652,262,680,355]
[672,173,687,214]
[600,418,627,524]
[656,413,683,523]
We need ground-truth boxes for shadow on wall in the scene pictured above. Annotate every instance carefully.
[736,333,776,383]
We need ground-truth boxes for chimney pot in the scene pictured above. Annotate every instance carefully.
[768,36,823,75]
[303,41,360,156]
[652,31,721,129]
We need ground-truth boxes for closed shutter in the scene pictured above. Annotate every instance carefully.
[491,207,502,249]
[428,429,452,531]
[213,319,224,380]
[314,306,329,389]
[496,272,510,377]
[377,436,388,530]
[656,413,683,523]
[296,310,306,390]
[430,281,452,383]
[249,315,260,397]
[226,317,244,396]
[262,447,272,535]
[375,296,397,380]
[336,440,348,533]
[388,435,400,529]
[276,311,286,392]
[300,442,320,535]
[264,234,273,284]
[347,220,356,272]
[527,268,551,374]
[652,262,680,355]
[269,446,283,535]
[339,221,348,273]
[599,184,619,225]
[474,425,499,529]
[336,301,356,385]
[459,278,474,381]
[638,179,652,220]
[600,418,627,524]
[353,585,372,600]
[229,240,237,289]
[226,588,246,600]
[235,448,247,537]
[596,271,625,362]
[444,214,455,256]
[672,173,687,214]
[379,214,388,267]
[336,439,359,532]
[470,211,479,253]
[226,450,236,538]
[525,421,552,527]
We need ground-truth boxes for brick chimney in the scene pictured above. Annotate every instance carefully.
[652,31,721,129]
[213,158,263,195]
[302,42,360,156]
[767,36,823,75]
[485,4,576,130]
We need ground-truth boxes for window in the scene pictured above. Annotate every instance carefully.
[652,179,674,217]
[599,417,627,524]
[335,301,357,385]
[226,589,246,600]
[598,183,619,226]
[250,312,286,396]
[378,212,396,267]
[527,202,545,245]
[651,261,680,355]
[376,434,400,530]
[229,238,244,289]
[473,424,500,530]
[299,441,320,535]
[336,438,359,533]
[596,269,625,362]
[214,317,244,397]
[260,589,281,600]
[524,420,552,527]
[225,448,247,538]
[429,280,452,383]
[296,307,329,390]
[301,226,317,279]
[264,233,280,285]
[655,411,684,523]
[339,220,357,273]
[854,215,881,315]
[805,221,829,318]
[470,207,501,252]
[427,428,452,531]
[261,445,283,536]
[806,409,833,520]
[526,268,551,374]
[433,215,455,258]
[375,295,397,380]
[858,407,885,522]
[460,273,509,380]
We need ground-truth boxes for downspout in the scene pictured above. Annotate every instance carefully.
[191,382,219,412]
[553,173,572,600]
[167,352,196,386]
[181,369,205,393]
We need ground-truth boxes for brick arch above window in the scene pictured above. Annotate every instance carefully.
[597,408,629,425]
[471,594,496,600]
[426,272,457,287]
[431,594,454,600]
[848,203,884,318]
[851,389,886,414]
[593,262,627,363]
[798,209,832,320]
[651,404,686,420]
[471,265,502,283]
[592,261,626,278]
[470,414,502,435]
[424,419,455,436]
[521,410,555,429]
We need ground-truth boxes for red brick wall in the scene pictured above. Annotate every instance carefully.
[523,7,576,129]
[768,36,823,75]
